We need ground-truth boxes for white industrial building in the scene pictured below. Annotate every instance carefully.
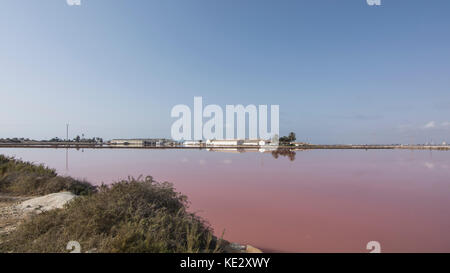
[206,139,244,146]
[183,139,273,147]
[110,139,148,145]
[205,139,271,146]
[184,140,204,146]
[242,139,270,146]
[110,139,173,146]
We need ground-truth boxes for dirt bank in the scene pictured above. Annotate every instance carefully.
[0,195,31,237]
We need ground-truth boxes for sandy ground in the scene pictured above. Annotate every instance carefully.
[0,192,76,238]
[0,195,32,237]
[0,193,262,253]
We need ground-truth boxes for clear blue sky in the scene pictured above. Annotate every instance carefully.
[1,0,449,144]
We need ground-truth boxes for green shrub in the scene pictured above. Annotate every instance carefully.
[0,155,95,196]
[0,178,223,253]
[0,155,222,253]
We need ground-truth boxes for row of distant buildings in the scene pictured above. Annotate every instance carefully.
[184,139,273,147]
[107,138,313,148]
[108,138,278,147]
[109,138,178,147]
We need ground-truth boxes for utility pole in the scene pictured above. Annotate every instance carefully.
[66,123,69,141]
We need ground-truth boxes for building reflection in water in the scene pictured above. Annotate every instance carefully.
[271,148,296,161]
[206,147,297,162]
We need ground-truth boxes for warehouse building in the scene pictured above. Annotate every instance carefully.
[109,139,173,146]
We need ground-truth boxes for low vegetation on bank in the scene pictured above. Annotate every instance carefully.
[0,155,223,253]
[0,155,95,196]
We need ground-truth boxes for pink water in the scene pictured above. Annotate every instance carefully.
[1,148,450,253]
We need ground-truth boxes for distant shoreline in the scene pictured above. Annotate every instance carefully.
[0,143,449,151]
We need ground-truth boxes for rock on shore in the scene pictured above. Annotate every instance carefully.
[17,192,76,213]
[224,243,263,253]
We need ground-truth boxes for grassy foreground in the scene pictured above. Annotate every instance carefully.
[0,155,95,196]
[0,155,223,253]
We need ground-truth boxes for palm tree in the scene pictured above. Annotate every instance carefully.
[288,132,296,142]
